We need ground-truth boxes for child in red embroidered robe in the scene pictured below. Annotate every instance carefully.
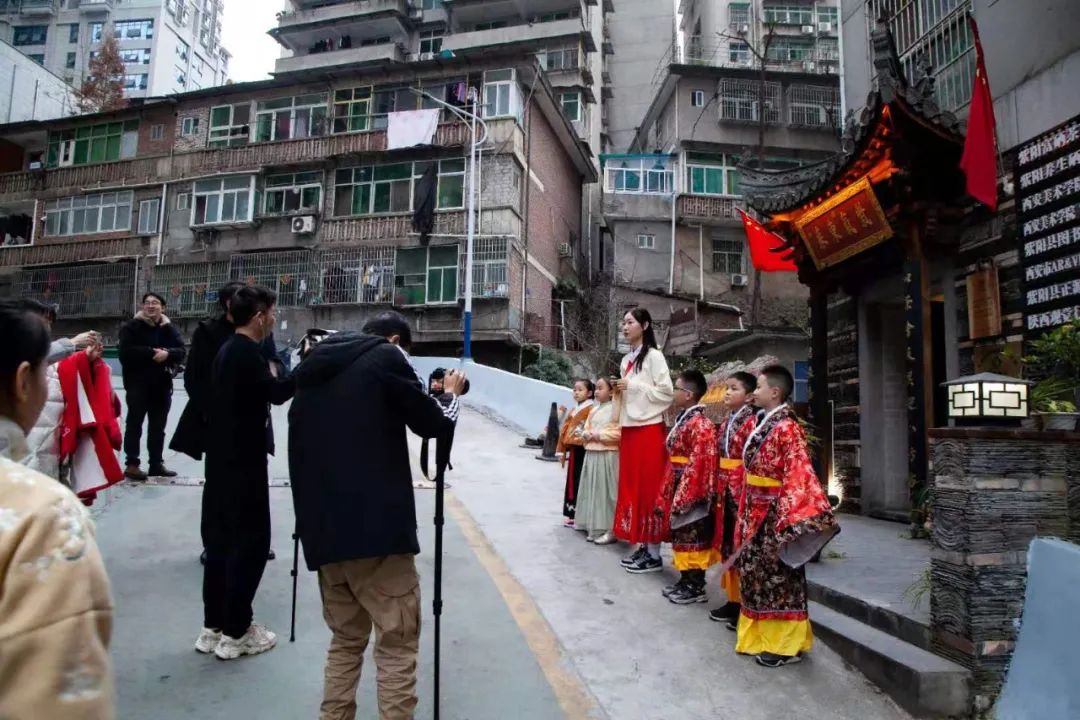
[655,369,717,603]
[709,371,758,627]
[734,365,838,668]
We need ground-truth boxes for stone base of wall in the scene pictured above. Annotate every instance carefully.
[929,428,1080,713]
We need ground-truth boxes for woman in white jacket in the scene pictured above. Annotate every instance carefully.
[613,307,674,574]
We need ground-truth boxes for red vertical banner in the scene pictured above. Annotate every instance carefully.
[959,13,999,211]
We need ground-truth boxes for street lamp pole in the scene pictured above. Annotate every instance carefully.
[408,87,488,360]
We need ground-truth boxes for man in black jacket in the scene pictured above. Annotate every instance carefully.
[288,311,464,720]
[118,292,186,480]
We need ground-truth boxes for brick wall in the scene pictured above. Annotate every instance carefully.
[138,105,177,157]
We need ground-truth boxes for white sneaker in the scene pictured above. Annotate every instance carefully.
[214,623,277,660]
[194,628,222,654]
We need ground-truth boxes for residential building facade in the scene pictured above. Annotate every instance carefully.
[604,0,674,153]
[0,56,595,367]
[0,0,229,98]
[0,37,76,123]
[598,8,842,374]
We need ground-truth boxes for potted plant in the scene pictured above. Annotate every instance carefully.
[1027,320,1080,431]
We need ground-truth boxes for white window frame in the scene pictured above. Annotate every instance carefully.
[191,176,256,226]
[482,69,519,119]
[176,192,190,210]
[603,157,674,195]
[44,191,134,237]
[637,233,656,250]
[419,29,443,56]
[559,90,581,122]
[255,94,329,143]
[138,198,160,234]
[537,46,578,71]
[181,116,199,136]
[263,171,323,216]
[691,90,705,107]
[208,103,250,147]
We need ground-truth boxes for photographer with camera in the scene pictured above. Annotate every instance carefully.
[288,311,464,720]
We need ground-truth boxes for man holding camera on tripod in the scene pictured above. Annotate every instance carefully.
[288,311,465,720]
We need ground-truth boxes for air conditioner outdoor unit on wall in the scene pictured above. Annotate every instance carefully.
[801,24,815,34]
[418,51,435,61]
[731,273,749,287]
[291,215,316,234]
[558,242,572,257]
[738,24,749,34]
[818,21,833,33]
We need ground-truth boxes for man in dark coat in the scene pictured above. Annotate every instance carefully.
[170,280,281,564]
[196,285,294,661]
[288,311,464,719]
[118,292,185,480]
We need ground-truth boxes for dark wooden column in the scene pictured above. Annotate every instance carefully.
[904,220,934,530]
[809,284,832,490]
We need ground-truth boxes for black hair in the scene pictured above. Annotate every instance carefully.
[217,280,246,311]
[595,376,614,394]
[627,307,659,374]
[229,285,277,327]
[573,378,596,398]
[430,367,447,381]
[729,371,758,395]
[18,298,57,323]
[0,299,51,388]
[678,369,708,401]
[760,364,795,403]
[362,311,413,350]
[142,291,167,307]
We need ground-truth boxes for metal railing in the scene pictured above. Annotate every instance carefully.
[149,261,230,317]
[311,246,396,305]
[14,261,137,318]
[678,194,741,221]
[0,236,147,268]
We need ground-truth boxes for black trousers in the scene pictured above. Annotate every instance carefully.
[124,382,172,467]
[202,480,271,639]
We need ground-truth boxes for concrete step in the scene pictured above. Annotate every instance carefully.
[810,602,971,719]
[808,579,932,650]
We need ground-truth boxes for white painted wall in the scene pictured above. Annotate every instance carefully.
[0,40,75,123]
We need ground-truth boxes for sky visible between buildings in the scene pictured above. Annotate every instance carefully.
[220,0,280,83]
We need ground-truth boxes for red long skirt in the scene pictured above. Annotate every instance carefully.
[613,423,669,544]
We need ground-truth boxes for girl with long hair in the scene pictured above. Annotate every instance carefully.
[613,308,674,573]
[558,378,595,527]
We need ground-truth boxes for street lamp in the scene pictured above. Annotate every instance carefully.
[408,87,489,359]
[942,372,1034,425]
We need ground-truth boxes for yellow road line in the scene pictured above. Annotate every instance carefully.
[443,491,606,720]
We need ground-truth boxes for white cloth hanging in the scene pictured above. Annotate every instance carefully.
[387,109,440,149]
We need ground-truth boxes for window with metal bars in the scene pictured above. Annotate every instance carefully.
[313,246,396,305]
[150,261,230,317]
[712,233,746,274]
[14,262,136,318]
[229,250,314,308]
[718,78,780,123]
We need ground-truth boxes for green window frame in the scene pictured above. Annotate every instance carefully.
[559,91,581,122]
[263,171,323,215]
[332,87,372,133]
[394,245,459,306]
[686,153,740,196]
[255,94,328,143]
[46,120,138,168]
[334,159,465,217]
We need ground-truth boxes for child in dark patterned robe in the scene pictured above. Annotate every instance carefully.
[655,370,718,604]
[709,371,758,627]
[558,379,594,527]
[734,365,838,667]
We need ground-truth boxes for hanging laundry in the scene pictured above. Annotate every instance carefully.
[387,108,440,149]
[412,163,439,245]
[454,81,468,104]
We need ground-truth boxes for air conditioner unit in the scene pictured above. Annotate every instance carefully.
[738,24,749,34]
[731,273,749,287]
[801,24,815,34]
[802,60,816,72]
[291,215,316,234]
[28,161,42,170]
[558,242,572,257]
[418,51,435,61]
[818,21,833,33]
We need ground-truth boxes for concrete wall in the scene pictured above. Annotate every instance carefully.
[606,0,676,152]
[408,355,573,435]
[996,538,1080,720]
[0,40,75,122]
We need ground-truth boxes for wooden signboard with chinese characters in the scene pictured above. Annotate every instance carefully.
[795,176,894,270]
[966,264,1002,340]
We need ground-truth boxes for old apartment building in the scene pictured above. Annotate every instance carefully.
[0,0,229,97]
[599,0,842,372]
[0,55,595,366]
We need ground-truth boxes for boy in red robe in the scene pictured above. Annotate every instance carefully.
[655,369,718,604]
[734,365,838,667]
[710,370,758,627]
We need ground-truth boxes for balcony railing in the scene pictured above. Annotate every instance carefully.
[0,122,471,200]
[0,236,148,268]
[77,0,113,13]
[17,0,59,14]
[320,212,467,245]
[275,0,409,28]
[274,42,404,74]
[678,194,740,222]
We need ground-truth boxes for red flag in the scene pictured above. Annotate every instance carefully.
[959,13,998,211]
[737,208,797,272]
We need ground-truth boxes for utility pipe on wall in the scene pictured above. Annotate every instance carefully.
[698,224,704,300]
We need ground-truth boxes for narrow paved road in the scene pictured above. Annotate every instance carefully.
[91,386,909,719]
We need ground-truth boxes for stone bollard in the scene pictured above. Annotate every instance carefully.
[537,402,560,462]
[928,427,1080,714]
